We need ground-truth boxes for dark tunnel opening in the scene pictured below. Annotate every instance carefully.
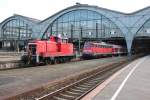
[132,37,150,55]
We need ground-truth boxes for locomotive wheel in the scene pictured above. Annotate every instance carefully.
[55,59,61,64]
[45,59,52,65]
[57,58,61,63]
[51,60,55,64]
[49,60,52,64]
[21,55,32,65]
[45,59,48,65]
[63,58,67,62]
[54,59,57,64]
[60,58,64,63]
[66,57,70,62]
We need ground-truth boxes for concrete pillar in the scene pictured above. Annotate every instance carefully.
[125,35,134,56]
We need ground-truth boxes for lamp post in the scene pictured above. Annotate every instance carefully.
[78,26,82,56]
[96,23,98,39]
[16,26,21,52]
[71,24,73,40]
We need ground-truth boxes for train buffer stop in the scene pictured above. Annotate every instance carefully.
[82,56,150,100]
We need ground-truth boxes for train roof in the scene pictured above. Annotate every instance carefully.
[85,42,122,48]
[86,42,112,46]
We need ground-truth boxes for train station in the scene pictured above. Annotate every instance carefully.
[0,3,150,100]
[0,4,150,54]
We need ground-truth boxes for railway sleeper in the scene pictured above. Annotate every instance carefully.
[97,73,111,79]
[87,80,100,84]
[76,86,90,91]
[89,78,103,81]
[61,90,80,97]
[89,73,112,81]
[82,82,97,86]
[53,96,68,100]
[89,76,110,83]
[90,78,107,83]
[65,90,82,96]
[70,88,85,93]
[74,86,89,90]
[79,84,93,88]
[58,93,76,99]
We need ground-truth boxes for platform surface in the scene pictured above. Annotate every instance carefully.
[82,56,150,100]
[0,52,22,62]
[0,57,125,99]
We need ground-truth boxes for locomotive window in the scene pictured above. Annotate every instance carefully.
[96,44,98,47]
[29,44,36,55]
[92,44,95,47]
[84,42,92,48]
[62,39,68,43]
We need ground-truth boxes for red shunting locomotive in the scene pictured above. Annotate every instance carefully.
[24,36,74,64]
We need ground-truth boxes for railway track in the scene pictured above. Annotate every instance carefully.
[34,62,128,100]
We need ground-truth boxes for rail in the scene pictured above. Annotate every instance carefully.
[35,61,129,100]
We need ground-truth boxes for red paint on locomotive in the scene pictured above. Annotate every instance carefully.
[23,35,125,64]
[82,42,124,58]
[27,36,74,63]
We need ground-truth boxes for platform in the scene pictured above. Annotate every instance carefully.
[0,52,21,62]
[0,52,22,70]
[0,57,126,99]
[82,56,150,100]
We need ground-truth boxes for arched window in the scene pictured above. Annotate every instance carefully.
[2,19,32,40]
[44,9,123,39]
[136,20,150,37]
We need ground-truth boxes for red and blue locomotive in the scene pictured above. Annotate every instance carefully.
[82,42,124,58]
